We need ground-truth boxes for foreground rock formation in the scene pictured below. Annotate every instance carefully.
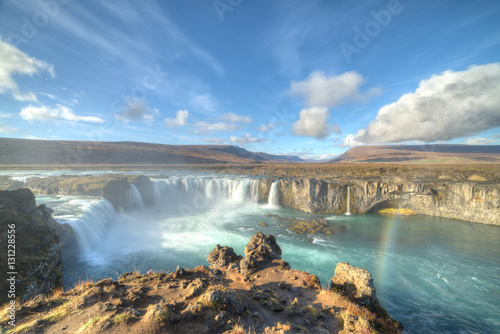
[0,232,401,334]
[0,189,67,305]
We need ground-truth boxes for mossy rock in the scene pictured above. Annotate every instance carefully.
[288,219,334,235]
[258,222,268,227]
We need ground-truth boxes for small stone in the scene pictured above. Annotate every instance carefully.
[270,303,284,312]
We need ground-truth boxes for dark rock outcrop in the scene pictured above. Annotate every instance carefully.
[207,245,242,270]
[240,232,282,275]
[102,178,131,210]
[331,262,379,312]
[0,189,64,304]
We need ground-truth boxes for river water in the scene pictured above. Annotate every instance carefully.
[10,170,497,334]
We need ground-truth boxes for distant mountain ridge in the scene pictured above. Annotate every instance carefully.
[0,138,304,165]
[330,144,500,163]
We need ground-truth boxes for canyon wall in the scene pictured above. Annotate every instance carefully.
[258,178,500,225]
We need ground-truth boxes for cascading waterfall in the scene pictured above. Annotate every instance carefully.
[345,185,351,215]
[268,181,280,207]
[127,184,144,211]
[69,199,118,255]
[70,176,260,256]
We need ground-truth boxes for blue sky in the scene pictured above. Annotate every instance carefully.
[0,0,499,160]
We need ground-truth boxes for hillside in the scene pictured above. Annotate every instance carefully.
[330,145,500,164]
[0,138,304,166]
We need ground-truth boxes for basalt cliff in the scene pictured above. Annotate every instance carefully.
[258,177,500,225]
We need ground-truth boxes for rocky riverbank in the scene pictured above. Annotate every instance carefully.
[1,231,402,334]
[0,189,72,305]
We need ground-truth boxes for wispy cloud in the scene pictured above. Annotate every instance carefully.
[230,133,270,146]
[465,137,496,145]
[190,93,217,113]
[221,112,253,124]
[0,123,18,134]
[257,122,276,132]
[20,104,104,124]
[193,121,241,133]
[0,38,55,102]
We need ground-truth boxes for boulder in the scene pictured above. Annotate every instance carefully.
[207,245,242,269]
[240,232,281,275]
[330,262,379,311]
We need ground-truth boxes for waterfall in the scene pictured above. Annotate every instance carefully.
[346,185,351,215]
[69,199,118,255]
[268,181,280,207]
[70,176,260,256]
[127,184,144,211]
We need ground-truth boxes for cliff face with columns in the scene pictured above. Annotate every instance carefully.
[258,177,500,225]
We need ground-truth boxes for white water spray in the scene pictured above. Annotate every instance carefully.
[345,185,351,215]
[70,176,261,256]
[69,200,118,255]
[127,184,144,211]
[268,181,280,207]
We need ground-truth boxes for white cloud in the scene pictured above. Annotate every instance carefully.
[0,39,55,102]
[165,109,189,127]
[229,133,270,146]
[221,112,253,124]
[0,123,17,134]
[465,137,496,145]
[317,153,339,160]
[342,63,500,146]
[257,122,276,132]
[20,104,104,124]
[25,135,47,140]
[115,98,158,125]
[194,121,240,133]
[292,107,330,139]
[290,70,380,107]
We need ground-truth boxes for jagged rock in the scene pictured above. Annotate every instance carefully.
[340,314,373,334]
[240,232,282,275]
[0,189,63,304]
[207,245,242,269]
[331,262,379,311]
[200,288,246,316]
